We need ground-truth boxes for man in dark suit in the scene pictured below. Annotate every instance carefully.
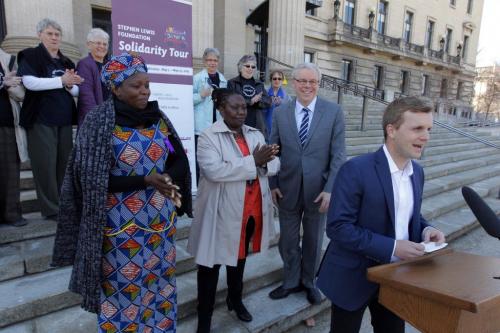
[268,62,346,304]
[316,96,446,333]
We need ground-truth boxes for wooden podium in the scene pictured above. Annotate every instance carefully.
[367,249,500,333]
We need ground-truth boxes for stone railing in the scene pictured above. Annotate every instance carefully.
[377,34,400,48]
[335,20,463,69]
[343,23,371,39]
[404,42,424,55]
[429,48,443,60]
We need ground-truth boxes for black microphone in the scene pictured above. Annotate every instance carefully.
[461,186,500,240]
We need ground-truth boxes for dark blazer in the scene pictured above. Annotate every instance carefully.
[76,54,104,126]
[269,96,345,209]
[316,147,430,311]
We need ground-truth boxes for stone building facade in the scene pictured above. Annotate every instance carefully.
[0,0,484,119]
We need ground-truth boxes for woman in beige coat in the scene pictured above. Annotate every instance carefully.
[188,88,279,333]
[0,48,27,227]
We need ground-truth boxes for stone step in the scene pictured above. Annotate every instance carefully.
[344,127,487,139]
[0,213,193,247]
[0,219,279,284]
[6,145,495,283]
[418,146,500,168]
[2,186,499,332]
[0,243,285,328]
[177,283,329,333]
[346,133,478,147]
[348,139,500,158]
[424,153,500,181]
[19,190,39,214]
[423,163,500,199]
[422,175,500,221]
[19,171,34,191]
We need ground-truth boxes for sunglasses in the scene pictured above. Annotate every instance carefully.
[244,64,256,69]
[272,77,283,81]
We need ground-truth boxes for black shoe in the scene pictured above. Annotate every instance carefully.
[44,214,57,221]
[2,218,28,227]
[305,287,322,305]
[226,296,253,322]
[268,284,303,300]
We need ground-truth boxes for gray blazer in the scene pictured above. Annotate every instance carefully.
[269,96,346,210]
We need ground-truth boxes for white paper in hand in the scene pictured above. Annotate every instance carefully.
[421,242,448,253]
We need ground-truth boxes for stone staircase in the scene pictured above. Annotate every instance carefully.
[2,90,500,333]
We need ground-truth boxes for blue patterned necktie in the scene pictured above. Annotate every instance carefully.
[298,107,310,146]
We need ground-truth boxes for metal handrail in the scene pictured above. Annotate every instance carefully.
[321,74,385,102]
[261,56,499,149]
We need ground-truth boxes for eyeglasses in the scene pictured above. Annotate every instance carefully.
[90,41,108,47]
[272,77,283,81]
[244,64,256,69]
[294,79,319,86]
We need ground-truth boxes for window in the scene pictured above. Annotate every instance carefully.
[304,52,314,63]
[425,21,434,49]
[450,0,456,6]
[445,28,453,54]
[344,0,355,25]
[403,11,413,43]
[400,70,410,94]
[341,59,353,81]
[462,35,469,60]
[422,74,430,96]
[92,8,112,46]
[467,0,474,14]
[377,2,387,34]
[373,65,383,89]
[306,7,317,16]
[440,78,448,98]
[0,0,6,44]
[456,81,463,99]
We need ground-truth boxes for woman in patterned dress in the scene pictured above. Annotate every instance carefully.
[52,53,192,333]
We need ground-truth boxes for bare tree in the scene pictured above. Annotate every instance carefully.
[474,65,500,121]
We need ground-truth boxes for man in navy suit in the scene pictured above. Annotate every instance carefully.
[316,96,445,333]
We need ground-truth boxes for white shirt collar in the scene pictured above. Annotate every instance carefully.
[295,96,317,115]
[383,144,413,176]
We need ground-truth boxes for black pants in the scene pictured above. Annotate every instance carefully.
[330,296,404,333]
[196,217,255,332]
[194,135,200,184]
[0,126,22,223]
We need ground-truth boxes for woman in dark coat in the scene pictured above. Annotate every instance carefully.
[227,54,271,136]
[52,53,192,333]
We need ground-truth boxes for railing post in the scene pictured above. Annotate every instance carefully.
[361,96,368,131]
[337,88,343,105]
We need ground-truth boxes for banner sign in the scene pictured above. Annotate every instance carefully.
[112,0,196,190]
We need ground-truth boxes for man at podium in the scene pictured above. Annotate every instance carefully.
[316,97,446,333]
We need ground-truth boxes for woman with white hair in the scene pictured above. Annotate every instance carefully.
[76,28,110,125]
[17,18,83,220]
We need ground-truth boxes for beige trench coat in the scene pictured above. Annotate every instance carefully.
[0,49,28,162]
[187,120,280,267]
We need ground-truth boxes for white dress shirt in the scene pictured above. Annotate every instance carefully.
[383,145,414,261]
[294,96,317,132]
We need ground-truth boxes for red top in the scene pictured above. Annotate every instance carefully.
[235,134,263,259]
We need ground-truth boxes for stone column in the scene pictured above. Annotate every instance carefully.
[1,0,81,61]
[192,0,214,71]
[267,0,305,68]
[214,0,247,78]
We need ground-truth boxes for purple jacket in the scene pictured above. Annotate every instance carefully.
[76,54,104,126]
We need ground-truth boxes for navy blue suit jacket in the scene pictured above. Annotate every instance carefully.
[316,147,429,311]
